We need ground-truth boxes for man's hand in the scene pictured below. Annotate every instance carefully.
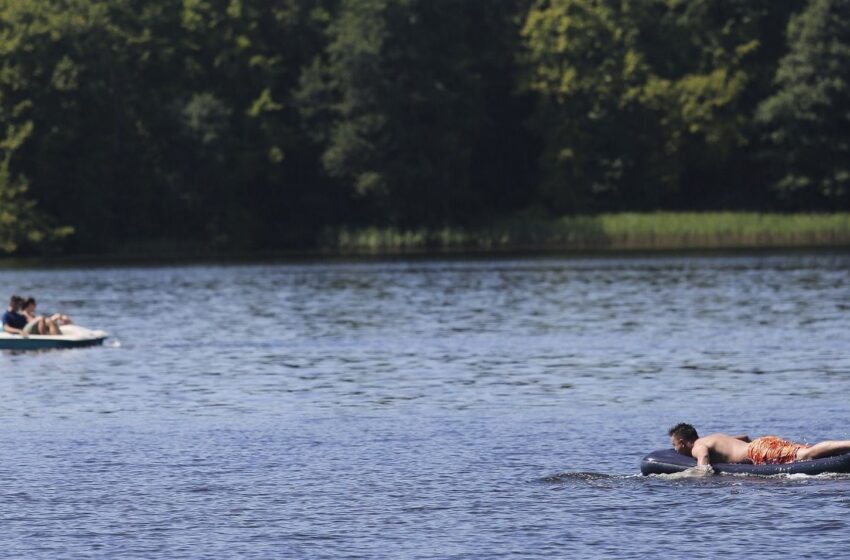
[694,464,715,476]
[683,464,715,477]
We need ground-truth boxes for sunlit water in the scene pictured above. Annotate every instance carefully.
[2,252,850,558]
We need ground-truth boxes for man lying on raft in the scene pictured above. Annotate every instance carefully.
[669,423,850,473]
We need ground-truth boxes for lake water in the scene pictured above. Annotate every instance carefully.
[2,252,850,558]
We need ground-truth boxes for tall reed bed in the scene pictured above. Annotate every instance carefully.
[327,213,850,253]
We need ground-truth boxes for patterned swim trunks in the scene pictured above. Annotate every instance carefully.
[747,436,810,464]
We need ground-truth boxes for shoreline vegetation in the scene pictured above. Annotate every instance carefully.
[4,213,850,265]
[326,213,850,254]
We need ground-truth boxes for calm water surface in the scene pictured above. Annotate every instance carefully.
[2,252,850,558]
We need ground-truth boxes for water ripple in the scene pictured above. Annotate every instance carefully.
[2,252,850,557]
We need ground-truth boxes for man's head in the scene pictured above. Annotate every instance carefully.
[23,297,36,312]
[668,423,698,456]
[8,295,23,311]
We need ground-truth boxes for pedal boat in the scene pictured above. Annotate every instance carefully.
[0,324,108,350]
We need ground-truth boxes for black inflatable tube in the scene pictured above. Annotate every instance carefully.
[641,448,850,476]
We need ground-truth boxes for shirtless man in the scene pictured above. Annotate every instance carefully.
[668,423,850,473]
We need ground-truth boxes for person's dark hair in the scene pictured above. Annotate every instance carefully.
[9,295,24,310]
[24,297,36,308]
[668,423,698,442]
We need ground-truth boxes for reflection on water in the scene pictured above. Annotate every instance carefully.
[1,252,850,557]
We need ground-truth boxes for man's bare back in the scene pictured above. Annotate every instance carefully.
[690,433,751,465]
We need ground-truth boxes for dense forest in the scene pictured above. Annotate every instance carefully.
[1,0,849,254]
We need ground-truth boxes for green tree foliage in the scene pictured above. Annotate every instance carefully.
[522,0,638,212]
[0,0,844,255]
[757,0,850,208]
[170,0,336,248]
[0,135,60,253]
[298,0,533,227]
[1,0,181,250]
[1,0,335,252]
[0,0,77,252]
[638,0,801,209]
[522,0,798,213]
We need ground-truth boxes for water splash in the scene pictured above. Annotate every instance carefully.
[540,471,633,483]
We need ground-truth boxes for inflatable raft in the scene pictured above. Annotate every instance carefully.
[641,448,850,476]
[0,324,108,350]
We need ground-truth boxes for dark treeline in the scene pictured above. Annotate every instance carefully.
[1,0,849,254]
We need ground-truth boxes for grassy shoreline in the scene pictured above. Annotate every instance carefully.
[4,213,850,265]
[327,213,850,254]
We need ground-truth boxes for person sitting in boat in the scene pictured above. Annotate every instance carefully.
[3,295,27,336]
[22,297,72,327]
[4,295,37,337]
[3,295,62,336]
[668,423,850,473]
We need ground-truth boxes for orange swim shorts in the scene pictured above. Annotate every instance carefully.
[747,436,810,465]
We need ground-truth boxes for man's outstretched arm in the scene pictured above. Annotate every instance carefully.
[692,442,712,467]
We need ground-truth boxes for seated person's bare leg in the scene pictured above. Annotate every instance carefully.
[24,317,46,335]
[797,440,850,461]
[47,318,62,335]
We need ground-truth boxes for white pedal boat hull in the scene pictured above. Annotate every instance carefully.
[0,324,108,350]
